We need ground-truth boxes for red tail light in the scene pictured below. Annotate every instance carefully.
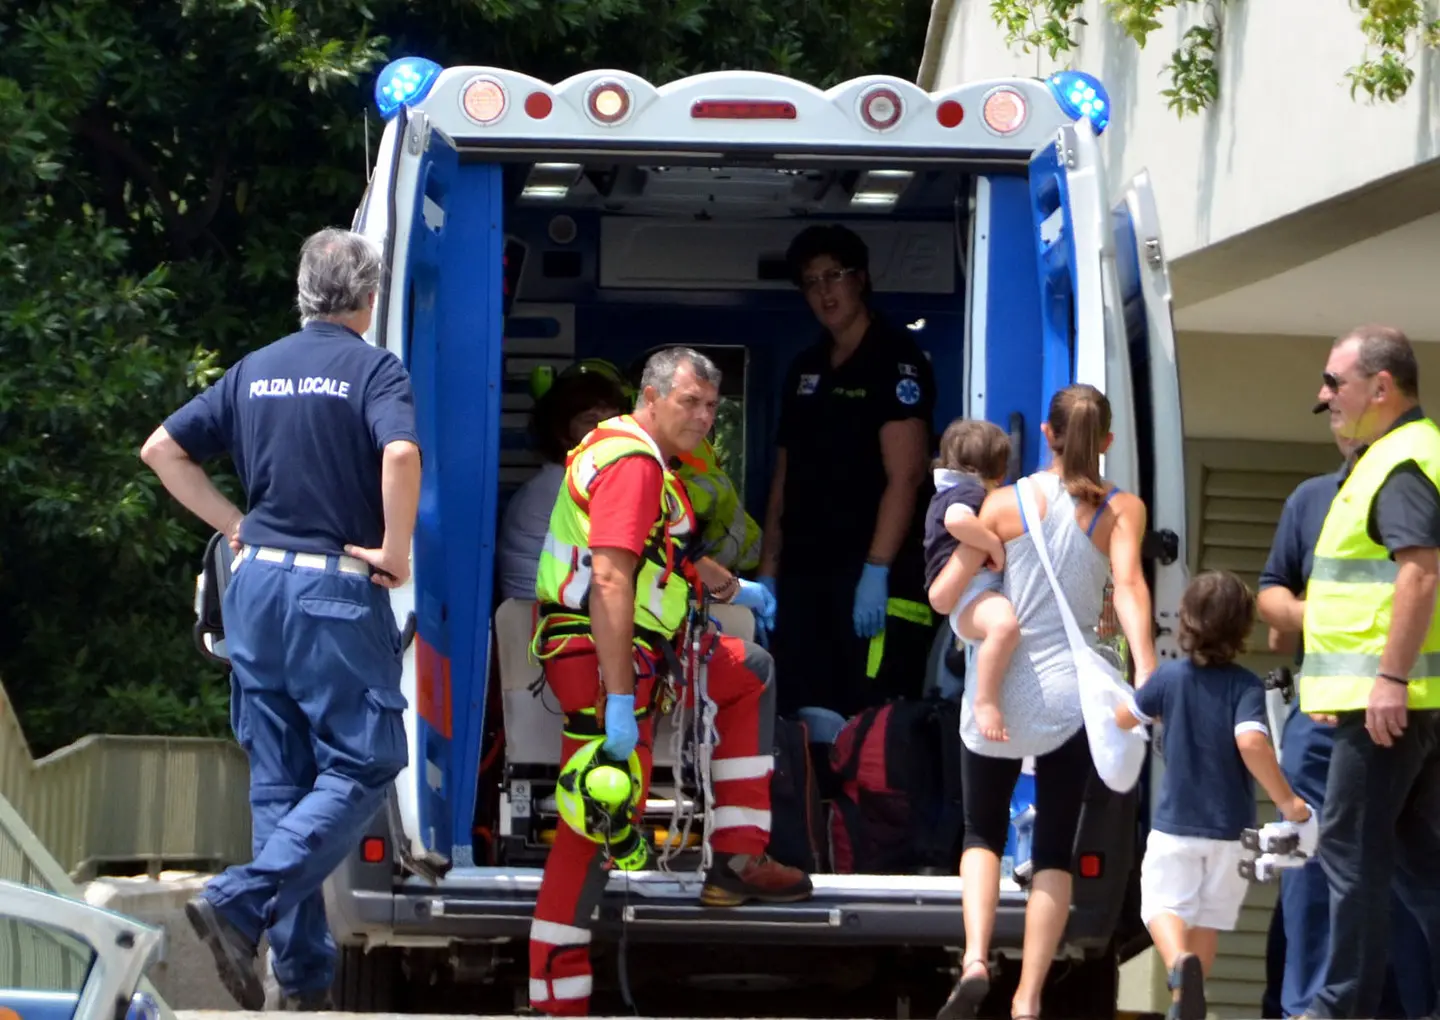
[1079,853,1103,879]
[361,837,387,864]
[691,100,797,120]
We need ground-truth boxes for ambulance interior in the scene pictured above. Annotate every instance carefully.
[476,155,1050,873]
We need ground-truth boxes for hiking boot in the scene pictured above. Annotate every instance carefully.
[700,852,813,907]
[184,895,264,1011]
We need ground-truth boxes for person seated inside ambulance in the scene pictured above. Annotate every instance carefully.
[757,224,937,718]
[498,359,775,630]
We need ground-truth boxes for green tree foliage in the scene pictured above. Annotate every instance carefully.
[989,0,1440,116]
[0,0,931,754]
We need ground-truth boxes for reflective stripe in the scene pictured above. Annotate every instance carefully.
[1303,651,1440,678]
[1309,556,1398,583]
[542,533,591,609]
[710,754,774,782]
[529,975,593,1003]
[866,629,885,680]
[886,597,934,626]
[1300,673,1437,712]
[530,918,591,946]
[712,806,771,832]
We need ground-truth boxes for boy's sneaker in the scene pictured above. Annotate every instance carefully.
[1166,952,1206,1020]
[699,852,813,907]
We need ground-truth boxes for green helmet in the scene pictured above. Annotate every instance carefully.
[531,358,638,404]
[555,737,650,871]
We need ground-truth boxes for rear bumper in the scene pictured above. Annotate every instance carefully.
[333,869,1117,950]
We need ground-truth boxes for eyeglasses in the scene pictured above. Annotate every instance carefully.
[799,267,857,293]
[1321,369,1377,392]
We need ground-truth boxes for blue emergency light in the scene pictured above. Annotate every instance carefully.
[1046,70,1110,134]
[375,56,443,120]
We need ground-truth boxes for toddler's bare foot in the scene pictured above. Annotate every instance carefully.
[975,700,1008,742]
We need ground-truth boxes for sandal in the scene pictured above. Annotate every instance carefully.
[936,958,990,1020]
[1166,952,1206,1020]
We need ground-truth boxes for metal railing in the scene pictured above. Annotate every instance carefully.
[0,678,251,881]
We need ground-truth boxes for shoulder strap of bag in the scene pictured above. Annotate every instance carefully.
[1016,476,1090,653]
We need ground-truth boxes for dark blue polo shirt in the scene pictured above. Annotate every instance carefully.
[163,320,419,555]
[1258,467,1345,666]
[1135,659,1270,840]
[922,472,988,588]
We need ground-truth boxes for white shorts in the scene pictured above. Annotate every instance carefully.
[1139,830,1250,931]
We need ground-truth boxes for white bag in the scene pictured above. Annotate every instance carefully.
[1017,477,1149,794]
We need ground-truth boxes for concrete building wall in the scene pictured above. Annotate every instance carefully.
[924,0,1440,262]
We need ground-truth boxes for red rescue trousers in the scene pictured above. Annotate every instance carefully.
[528,632,777,1015]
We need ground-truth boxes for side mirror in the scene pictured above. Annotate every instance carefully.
[192,532,235,666]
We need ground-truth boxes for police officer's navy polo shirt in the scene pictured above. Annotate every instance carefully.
[163,320,420,556]
[1258,468,1346,667]
[1133,659,1270,840]
[776,317,936,565]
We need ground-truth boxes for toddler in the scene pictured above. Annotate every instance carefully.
[1114,570,1314,1020]
[922,418,1019,741]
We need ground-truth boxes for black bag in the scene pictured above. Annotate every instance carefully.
[828,698,965,875]
[765,716,828,873]
[193,531,234,665]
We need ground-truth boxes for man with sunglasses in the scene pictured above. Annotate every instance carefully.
[1257,413,1431,1020]
[1292,325,1440,1020]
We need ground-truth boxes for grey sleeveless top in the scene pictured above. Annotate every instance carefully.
[959,471,1113,759]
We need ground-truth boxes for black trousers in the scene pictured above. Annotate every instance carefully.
[769,556,934,719]
[960,727,1093,874]
[1310,709,1440,1019]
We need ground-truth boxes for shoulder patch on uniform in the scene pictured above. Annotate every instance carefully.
[797,373,820,395]
[895,378,921,406]
[898,362,918,378]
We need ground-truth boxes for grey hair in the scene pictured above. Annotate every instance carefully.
[1337,324,1419,399]
[296,228,382,325]
[639,346,722,401]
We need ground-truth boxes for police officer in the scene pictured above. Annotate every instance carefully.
[758,224,936,717]
[1295,325,1440,1020]
[1257,414,1432,1019]
[140,227,421,1011]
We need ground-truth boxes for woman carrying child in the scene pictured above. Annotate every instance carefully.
[928,384,1158,1020]
[1115,570,1314,1020]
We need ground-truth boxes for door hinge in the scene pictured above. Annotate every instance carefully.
[1057,126,1077,169]
[1144,237,1163,267]
[1142,528,1180,566]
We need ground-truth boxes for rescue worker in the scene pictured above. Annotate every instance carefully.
[1297,325,1440,1020]
[759,224,936,717]
[1257,415,1432,1019]
[140,227,420,1011]
[527,346,813,1017]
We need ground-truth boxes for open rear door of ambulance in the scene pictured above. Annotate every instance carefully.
[1021,119,1149,949]
[1110,171,1187,667]
[369,108,506,880]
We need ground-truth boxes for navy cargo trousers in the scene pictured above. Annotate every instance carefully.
[201,546,409,997]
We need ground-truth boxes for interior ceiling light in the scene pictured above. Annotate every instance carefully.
[521,163,585,200]
[850,169,914,209]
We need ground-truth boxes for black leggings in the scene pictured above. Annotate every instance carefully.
[960,727,1094,875]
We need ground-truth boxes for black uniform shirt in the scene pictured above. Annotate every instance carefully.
[1365,406,1440,556]
[164,320,420,556]
[775,317,936,566]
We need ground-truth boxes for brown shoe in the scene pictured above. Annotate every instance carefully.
[700,852,814,907]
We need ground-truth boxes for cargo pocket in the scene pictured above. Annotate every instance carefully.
[363,684,410,775]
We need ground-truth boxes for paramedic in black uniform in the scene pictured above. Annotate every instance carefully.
[140,227,421,1011]
[758,224,936,717]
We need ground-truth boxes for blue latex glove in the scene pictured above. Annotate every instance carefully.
[853,563,889,638]
[733,577,778,634]
[758,575,778,601]
[601,692,638,761]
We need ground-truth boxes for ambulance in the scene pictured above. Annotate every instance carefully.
[194,56,1187,1015]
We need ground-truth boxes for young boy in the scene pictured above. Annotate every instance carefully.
[922,418,1019,741]
[1115,570,1315,1020]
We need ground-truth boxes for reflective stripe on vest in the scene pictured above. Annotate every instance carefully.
[534,415,695,640]
[864,597,936,679]
[1300,416,1440,713]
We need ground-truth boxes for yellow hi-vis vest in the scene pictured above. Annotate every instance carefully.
[672,437,762,573]
[534,415,696,642]
[1300,417,1440,713]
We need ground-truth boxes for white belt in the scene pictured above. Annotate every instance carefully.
[242,545,370,577]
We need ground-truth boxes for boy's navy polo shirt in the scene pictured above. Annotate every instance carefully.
[163,320,419,556]
[1134,659,1270,840]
